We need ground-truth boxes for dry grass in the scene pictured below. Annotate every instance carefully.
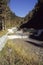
[0,40,43,65]
[0,30,7,37]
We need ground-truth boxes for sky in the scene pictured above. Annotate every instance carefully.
[9,0,37,17]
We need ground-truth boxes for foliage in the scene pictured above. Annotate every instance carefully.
[0,0,24,29]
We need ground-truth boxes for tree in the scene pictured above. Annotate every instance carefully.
[0,0,10,30]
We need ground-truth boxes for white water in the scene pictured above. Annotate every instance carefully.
[0,28,28,51]
[0,28,43,51]
[0,34,8,51]
[8,35,28,39]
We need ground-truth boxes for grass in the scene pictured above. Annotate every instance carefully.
[0,30,7,37]
[0,40,43,65]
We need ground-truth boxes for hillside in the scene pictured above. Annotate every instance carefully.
[5,6,24,28]
[20,0,43,29]
[0,0,24,30]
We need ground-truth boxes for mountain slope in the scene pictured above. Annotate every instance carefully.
[0,0,23,30]
[20,0,43,29]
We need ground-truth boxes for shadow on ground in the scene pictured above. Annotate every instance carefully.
[26,41,43,48]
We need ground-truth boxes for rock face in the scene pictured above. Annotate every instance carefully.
[20,0,43,29]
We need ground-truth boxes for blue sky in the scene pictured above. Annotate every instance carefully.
[9,0,37,17]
